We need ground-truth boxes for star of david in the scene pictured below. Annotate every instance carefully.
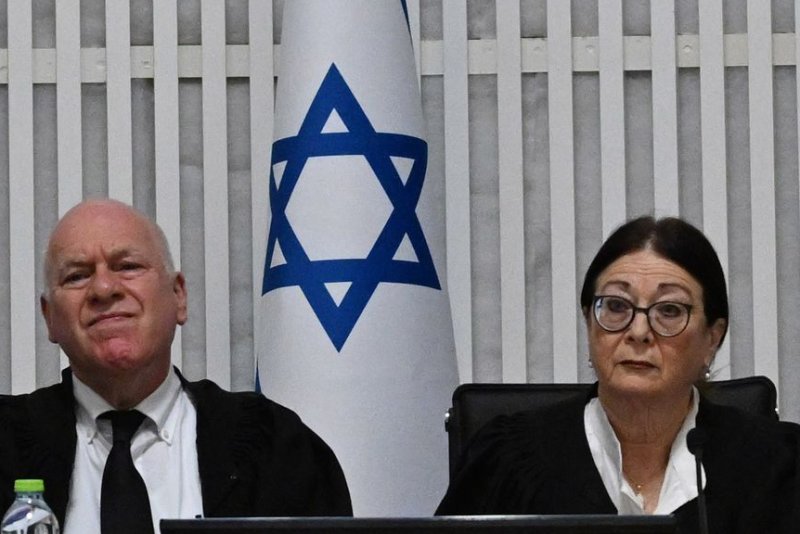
[262,63,440,351]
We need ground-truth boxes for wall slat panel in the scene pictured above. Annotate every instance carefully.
[443,0,472,384]
[698,0,730,379]
[794,0,800,394]
[2,36,800,79]
[651,0,679,217]
[249,0,273,379]
[55,0,83,215]
[597,0,626,237]
[201,0,231,389]
[747,2,779,386]
[105,0,134,202]
[0,3,797,420]
[496,2,526,383]
[6,36,800,80]
[8,0,36,393]
[547,0,578,382]
[55,0,84,374]
[154,0,183,367]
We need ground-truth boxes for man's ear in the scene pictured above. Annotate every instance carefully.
[174,272,188,326]
[40,294,57,343]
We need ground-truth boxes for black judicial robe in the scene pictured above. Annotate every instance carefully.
[0,368,352,528]
[436,389,800,533]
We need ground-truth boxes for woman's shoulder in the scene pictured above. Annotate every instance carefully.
[482,390,586,433]
[455,392,589,471]
[697,395,800,529]
[699,395,800,463]
[437,392,602,515]
[700,395,798,436]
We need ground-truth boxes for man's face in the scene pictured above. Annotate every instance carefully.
[41,202,187,387]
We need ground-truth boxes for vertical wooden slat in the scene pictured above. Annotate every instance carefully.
[105,0,133,202]
[598,0,626,237]
[795,0,800,397]
[547,0,578,382]
[747,2,778,385]
[56,0,83,215]
[249,0,273,377]
[202,0,231,388]
[443,0,472,383]
[698,0,730,378]
[496,2,526,382]
[55,0,83,372]
[406,0,422,87]
[154,0,183,367]
[651,0,679,216]
[8,0,36,393]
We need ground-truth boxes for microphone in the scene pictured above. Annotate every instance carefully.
[686,427,709,534]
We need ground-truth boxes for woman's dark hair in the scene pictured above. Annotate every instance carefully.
[580,216,729,345]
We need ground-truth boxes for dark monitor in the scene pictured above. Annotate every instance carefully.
[161,515,677,533]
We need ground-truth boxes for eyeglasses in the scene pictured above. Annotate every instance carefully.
[592,295,693,337]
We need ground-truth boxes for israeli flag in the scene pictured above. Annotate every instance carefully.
[257,0,459,516]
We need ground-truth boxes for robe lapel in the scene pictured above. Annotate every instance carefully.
[180,375,241,516]
[553,388,617,513]
[25,370,78,525]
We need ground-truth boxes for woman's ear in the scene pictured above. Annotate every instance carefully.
[705,318,727,365]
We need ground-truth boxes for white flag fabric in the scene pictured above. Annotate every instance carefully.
[257,0,459,516]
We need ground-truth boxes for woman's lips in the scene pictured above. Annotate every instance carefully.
[619,359,656,369]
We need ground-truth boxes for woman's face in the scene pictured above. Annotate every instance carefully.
[586,249,727,400]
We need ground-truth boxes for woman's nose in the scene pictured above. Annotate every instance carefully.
[626,309,653,343]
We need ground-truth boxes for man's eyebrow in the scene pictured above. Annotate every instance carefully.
[106,248,140,261]
[54,258,91,271]
[53,248,144,270]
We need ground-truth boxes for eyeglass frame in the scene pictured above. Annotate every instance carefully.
[591,295,694,337]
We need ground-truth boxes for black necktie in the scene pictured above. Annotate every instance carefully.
[100,410,155,534]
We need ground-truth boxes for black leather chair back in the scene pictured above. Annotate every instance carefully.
[444,376,777,479]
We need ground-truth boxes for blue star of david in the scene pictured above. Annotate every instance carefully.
[262,63,440,351]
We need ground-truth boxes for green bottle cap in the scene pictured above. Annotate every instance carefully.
[14,479,44,493]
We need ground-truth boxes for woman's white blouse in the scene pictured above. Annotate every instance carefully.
[583,387,706,515]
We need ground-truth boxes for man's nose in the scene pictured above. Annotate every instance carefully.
[88,267,122,301]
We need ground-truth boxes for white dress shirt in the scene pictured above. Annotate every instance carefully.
[584,387,706,515]
[64,368,204,534]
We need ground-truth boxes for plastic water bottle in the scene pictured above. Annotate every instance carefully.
[0,480,59,533]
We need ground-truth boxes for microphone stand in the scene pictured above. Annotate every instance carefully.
[687,428,709,534]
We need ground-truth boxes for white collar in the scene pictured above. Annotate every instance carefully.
[584,387,705,514]
[73,367,183,445]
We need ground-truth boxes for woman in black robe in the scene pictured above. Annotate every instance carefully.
[437,216,800,533]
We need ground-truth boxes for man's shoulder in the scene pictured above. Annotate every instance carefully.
[0,379,72,416]
[182,378,318,440]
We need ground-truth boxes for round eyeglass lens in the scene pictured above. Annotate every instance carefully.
[648,302,689,335]
[594,296,633,331]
